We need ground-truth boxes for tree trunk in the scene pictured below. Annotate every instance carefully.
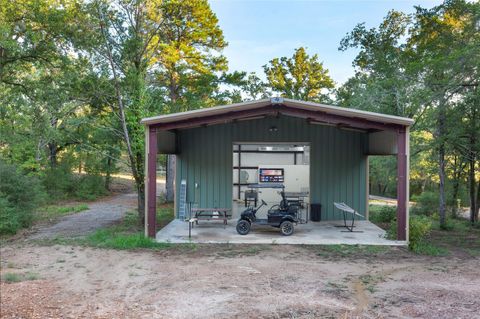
[48,143,57,168]
[105,157,112,191]
[475,178,480,223]
[469,143,476,223]
[166,155,175,202]
[450,156,464,218]
[164,68,179,203]
[451,177,460,218]
[437,98,447,228]
[439,145,447,226]
[98,7,144,220]
[137,185,145,221]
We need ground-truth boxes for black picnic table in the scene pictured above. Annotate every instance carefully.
[191,208,232,225]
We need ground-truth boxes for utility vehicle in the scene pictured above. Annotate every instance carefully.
[236,193,299,236]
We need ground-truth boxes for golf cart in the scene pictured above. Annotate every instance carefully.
[236,184,300,236]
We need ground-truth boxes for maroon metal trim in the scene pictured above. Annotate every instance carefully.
[147,126,158,238]
[278,106,401,131]
[397,128,407,241]
[151,106,277,131]
[151,104,402,132]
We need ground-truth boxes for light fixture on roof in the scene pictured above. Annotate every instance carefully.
[270,97,284,104]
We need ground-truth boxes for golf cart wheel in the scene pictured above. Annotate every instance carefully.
[280,221,294,236]
[236,220,251,235]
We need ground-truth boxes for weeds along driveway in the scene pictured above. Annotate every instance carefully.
[29,193,138,240]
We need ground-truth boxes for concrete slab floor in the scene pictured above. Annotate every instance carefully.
[156,219,407,246]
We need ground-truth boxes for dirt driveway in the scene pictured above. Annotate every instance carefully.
[29,193,138,240]
[28,179,165,240]
[1,244,479,319]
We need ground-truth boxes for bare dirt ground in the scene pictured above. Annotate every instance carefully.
[1,243,479,319]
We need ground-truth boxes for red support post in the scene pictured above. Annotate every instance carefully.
[147,126,158,238]
[397,127,408,241]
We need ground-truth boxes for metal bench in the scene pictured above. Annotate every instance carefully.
[333,202,364,232]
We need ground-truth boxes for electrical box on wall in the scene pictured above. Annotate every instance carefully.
[259,168,284,183]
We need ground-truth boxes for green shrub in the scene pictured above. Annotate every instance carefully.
[0,161,47,235]
[41,166,77,199]
[74,174,107,200]
[369,205,396,223]
[388,215,432,250]
[0,195,21,235]
[411,191,438,216]
[41,166,107,200]
[408,215,433,249]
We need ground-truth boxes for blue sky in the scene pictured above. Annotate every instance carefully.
[210,0,441,86]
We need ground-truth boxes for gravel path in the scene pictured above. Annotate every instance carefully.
[29,181,165,240]
[29,193,138,240]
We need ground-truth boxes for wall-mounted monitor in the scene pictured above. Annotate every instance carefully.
[259,168,284,183]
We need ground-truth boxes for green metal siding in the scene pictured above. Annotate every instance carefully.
[175,115,367,220]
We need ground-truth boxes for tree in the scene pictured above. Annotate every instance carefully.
[87,0,165,220]
[338,0,480,227]
[0,0,102,171]
[263,47,334,102]
[242,72,269,100]
[338,10,418,117]
[149,0,229,202]
[409,0,480,226]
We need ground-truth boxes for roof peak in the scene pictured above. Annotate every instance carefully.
[141,98,414,128]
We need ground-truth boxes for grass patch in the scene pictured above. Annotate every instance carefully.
[326,281,348,290]
[2,273,22,282]
[309,244,390,257]
[82,230,196,251]
[431,218,473,232]
[359,273,386,293]
[156,204,175,229]
[465,247,480,256]
[411,241,449,256]
[84,229,173,250]
[25,272,40,280]
[1,272,40,283]
[35,203,89,222]
[215,244,270,258]
[81,208,181,250]
[426,217,480,257]
[40,205,193,252]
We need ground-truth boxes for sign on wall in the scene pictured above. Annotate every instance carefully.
[259,168,284,183]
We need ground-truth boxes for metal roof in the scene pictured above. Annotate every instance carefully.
[141,97,414,127]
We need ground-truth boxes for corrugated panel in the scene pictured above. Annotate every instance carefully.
[367,130,397,155]
[175,115,367,220]
[156,130,177,154]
